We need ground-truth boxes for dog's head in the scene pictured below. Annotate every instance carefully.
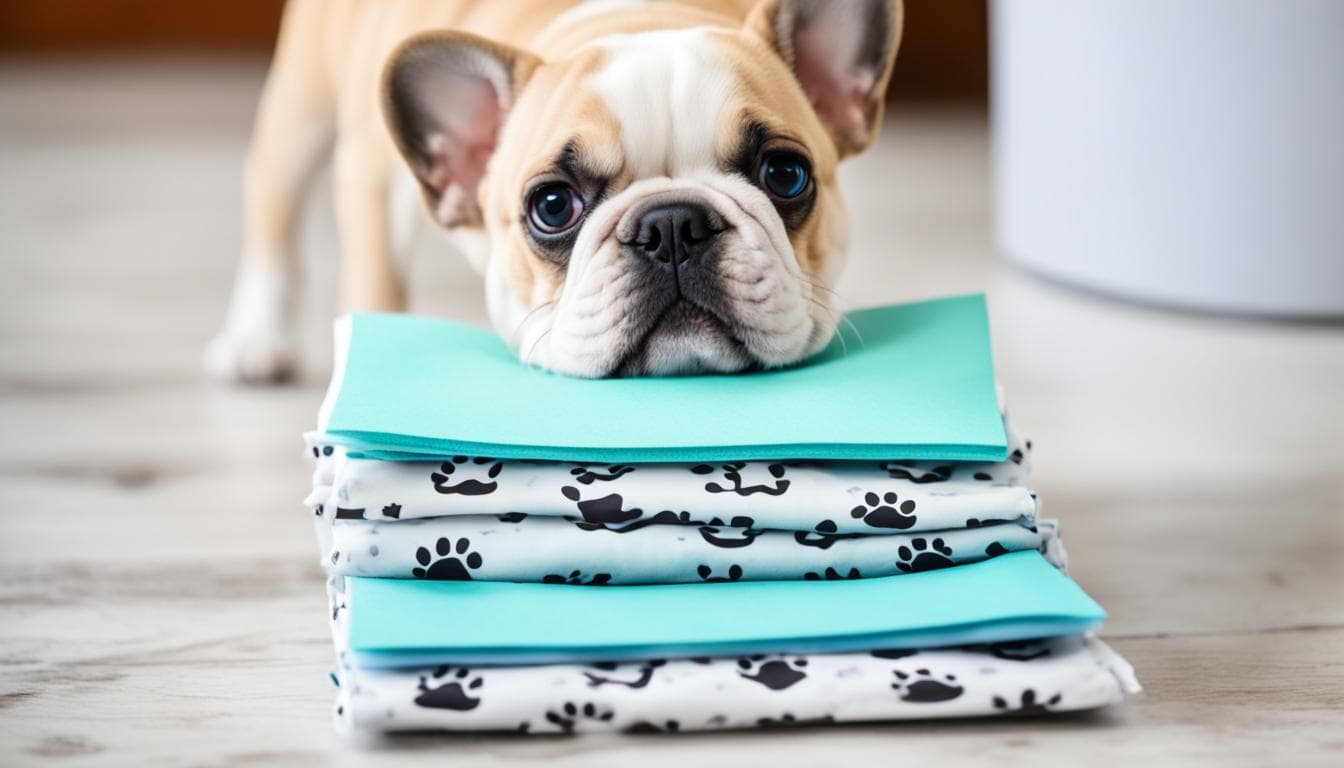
[383,0,902,377]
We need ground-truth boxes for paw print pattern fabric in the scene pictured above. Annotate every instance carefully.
[319,515,1055,585]
[326,630,1140,734]
[307,412,1136,733]
[304,423,1036,536]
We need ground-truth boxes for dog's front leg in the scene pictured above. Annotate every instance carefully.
[331,137,408,314]
[204,0,332,384]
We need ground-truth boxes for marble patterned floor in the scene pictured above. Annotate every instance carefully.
[1,56,1341,767]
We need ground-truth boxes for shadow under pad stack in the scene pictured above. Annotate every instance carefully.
[304,295,1139,734]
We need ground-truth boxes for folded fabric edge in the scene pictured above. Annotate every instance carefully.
[328,632,1137,735]
[336,552,1104,661]
[1087,636,1143,696]
[321,430,1011,465]
[343,616,1104,669]
[316,315,352,434]
[301,426,1038,537]
[320,517,1050,585]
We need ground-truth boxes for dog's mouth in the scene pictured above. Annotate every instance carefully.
[614,300,753,377]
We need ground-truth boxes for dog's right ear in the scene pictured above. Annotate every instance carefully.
[383,32,541,227]
[747,0,903,158]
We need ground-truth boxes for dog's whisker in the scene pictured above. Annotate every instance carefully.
[796,277,844,318]
[510,300,557,350]
[523,328,553,369]
[794,271,836,295]
[800,276,845,303]
[837,314,863,347]
[796,279,863,352]
[797,276,864,348]
[804,295,848,356]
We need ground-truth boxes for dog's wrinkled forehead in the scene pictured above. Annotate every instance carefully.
[498,26,836,200]
[587,30,740,177]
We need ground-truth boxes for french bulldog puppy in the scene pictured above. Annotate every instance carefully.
[206,0,903,381]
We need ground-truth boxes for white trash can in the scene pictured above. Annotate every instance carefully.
[990,0,1344,317]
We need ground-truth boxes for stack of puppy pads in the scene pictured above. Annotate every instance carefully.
[305,295,1139,734]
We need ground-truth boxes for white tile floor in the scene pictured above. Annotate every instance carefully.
[1,56,1342,766]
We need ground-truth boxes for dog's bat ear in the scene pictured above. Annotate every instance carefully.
[382,31,541,227]
[747,0,903,158]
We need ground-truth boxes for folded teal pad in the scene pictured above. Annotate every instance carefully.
[343,552,1104,667]
[318,294,1008,463]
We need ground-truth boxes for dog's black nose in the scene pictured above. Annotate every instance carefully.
[633,203,722,268]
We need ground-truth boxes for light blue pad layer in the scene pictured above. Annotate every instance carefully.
[345,551,1103,668]
[318,294,1008,463]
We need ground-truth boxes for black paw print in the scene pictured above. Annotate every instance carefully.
[756,712,835,728]
[497,511,527,523]
[993,689,1062,714]
[584,659,665,689]
[849,491,918,529]
[380,503,402,519]
[625,719,681,733]
[794,519,865,549]
[543,570,612,586]
[696,564,742,582]
[412,537,483,580]
[891,668,964,702]
[568,464,635,484]
[329,593,346,622]
[965,517,1012,528]
[737,655,808,690]
[962,639,1052,662]
[803,566,862,580]
[544,701,615,733]
[570,509,705,534]
[414,666,483,710]
[704,515,757,531]
[698,525,762,549]
[870,648,919,660]
[882,463,952,484]
[560,486,642,525]
[693,462,791,496]
[895,537,954,573]
[430,456,503,496]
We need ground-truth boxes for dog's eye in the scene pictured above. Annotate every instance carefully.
[758,151,810,199]
[528,183,584,234]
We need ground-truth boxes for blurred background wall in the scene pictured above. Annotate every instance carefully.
[0,0,990,104]
[8,0,1335,317]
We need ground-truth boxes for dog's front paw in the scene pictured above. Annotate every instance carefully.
[205,261,296,384]
[203,327,296,384]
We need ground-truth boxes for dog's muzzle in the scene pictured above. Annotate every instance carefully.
[618,195,738,313]
[609,194,754,374]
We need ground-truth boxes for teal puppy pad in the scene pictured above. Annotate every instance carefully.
[318,295,1008,463]
[341,551,1105,667]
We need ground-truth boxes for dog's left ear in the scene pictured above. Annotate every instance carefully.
[383,31,541,227]
[747,0,903,158]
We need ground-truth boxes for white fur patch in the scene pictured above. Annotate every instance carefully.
[588,29,737,178]
[203,258,296,383]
